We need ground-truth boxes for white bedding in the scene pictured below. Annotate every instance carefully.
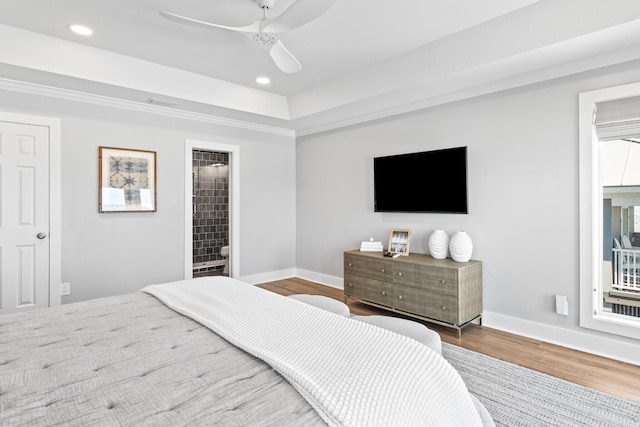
[143,277,483,427]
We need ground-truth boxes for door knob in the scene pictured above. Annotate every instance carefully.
[36,232,47,239]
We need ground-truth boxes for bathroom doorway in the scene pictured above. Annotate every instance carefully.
[184,139,240,280]
[192,149,229,277]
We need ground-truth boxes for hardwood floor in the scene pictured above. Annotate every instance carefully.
[257,277,640,404]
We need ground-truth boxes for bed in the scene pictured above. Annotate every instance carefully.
[0,276,493,426]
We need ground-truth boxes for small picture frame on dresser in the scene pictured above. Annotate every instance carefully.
[388,229,411,255]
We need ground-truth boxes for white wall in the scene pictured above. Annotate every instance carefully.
[296,59,640,362]
[0,89,296,303]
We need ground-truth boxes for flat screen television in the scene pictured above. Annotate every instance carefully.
[374,146,468,214]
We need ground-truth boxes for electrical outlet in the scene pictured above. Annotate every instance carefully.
[61,282,71,296]
[555,294,568,316]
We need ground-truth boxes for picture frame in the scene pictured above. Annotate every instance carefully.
[99,146,157,213]
[388,228,411,255]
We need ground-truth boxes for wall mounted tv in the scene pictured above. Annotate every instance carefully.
[374,146,468,214]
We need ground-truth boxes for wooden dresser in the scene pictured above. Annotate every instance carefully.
[343,250,482,335]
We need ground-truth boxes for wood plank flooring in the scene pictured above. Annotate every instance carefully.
[257,277,640,404]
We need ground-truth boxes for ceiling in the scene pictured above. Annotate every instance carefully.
[2,0,640,135]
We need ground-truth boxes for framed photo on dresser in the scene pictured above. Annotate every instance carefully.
[388,228,411,255]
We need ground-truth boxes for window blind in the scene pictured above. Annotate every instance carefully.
[595,95,640,141]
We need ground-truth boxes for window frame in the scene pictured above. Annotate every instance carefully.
[579,82,640,339]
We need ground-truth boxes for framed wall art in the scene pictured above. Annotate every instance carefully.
[388,228,411,255]
[99,146,157,213]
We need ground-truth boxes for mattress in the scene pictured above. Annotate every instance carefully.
[0,292,325,426]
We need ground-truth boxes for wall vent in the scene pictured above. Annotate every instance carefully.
[145,97,179,108]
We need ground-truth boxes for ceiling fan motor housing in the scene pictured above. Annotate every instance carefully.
[254,33,277,46]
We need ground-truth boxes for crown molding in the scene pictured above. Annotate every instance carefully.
[3,40,640,140]
[0,78,296,137]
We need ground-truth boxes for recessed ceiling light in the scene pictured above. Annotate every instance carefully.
[68,24,93,36]
[256,76,270,85]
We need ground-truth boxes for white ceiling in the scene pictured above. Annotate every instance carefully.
[2,0,640,135]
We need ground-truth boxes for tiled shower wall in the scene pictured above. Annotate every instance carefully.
[193,150,229,276]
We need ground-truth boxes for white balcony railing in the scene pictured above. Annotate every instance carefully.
[612,248,640,291]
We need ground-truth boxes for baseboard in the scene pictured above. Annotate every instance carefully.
[243,268,344,289]
[483,311,640,366]
[239,268,297,286]
[295,269,343,289]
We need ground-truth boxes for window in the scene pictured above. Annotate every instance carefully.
[579,83,640,339]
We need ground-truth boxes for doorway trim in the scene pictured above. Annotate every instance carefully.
[0,110,61,307]
[184,139,240,279]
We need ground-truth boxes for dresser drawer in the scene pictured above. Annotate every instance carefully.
[344,276,393,307]
[393,285,458,324]
[344,254,393,282]
[392,265,457,295]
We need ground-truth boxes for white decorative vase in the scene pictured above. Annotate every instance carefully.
[449,231,473,262]
[428,229,449,259]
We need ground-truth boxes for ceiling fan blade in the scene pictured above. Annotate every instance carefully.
[159,11,261,34]
[263,0,337,34]
[270,40,302,73]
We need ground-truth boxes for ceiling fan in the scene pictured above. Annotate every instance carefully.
[160,0,337,74]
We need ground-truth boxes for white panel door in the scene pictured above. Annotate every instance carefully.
[0,121,50,314]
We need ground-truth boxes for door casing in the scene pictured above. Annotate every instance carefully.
[184,139,240,279]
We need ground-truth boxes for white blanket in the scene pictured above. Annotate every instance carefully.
[142,277,482,427]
